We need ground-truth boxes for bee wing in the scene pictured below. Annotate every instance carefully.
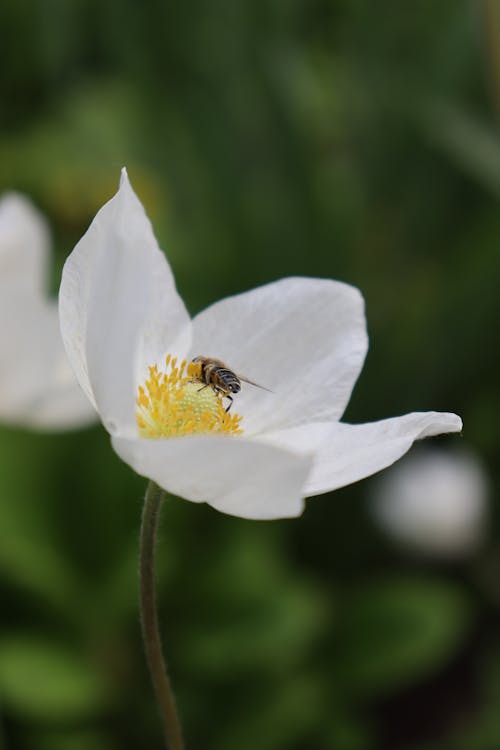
[237,374,273,393]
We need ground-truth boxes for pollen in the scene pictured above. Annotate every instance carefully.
[136,354,243,438]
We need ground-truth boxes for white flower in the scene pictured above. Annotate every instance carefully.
[58,169,462,519]
[370,448,489,557]
[0,193,97,430]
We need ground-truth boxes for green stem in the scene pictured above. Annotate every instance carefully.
[139,481,184,750]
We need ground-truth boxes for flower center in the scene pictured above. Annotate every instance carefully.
[136,354,243,438]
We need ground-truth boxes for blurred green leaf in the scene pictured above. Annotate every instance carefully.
[34,729,114,750]
[423,100,500,196]
[216,673,325,750]
[0,431,83,613]
[332,576,473,698]
[323,707,373,750]
[0,634,111,720]
[177,528,327,677]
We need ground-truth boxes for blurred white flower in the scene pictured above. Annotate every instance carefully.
[58,169,462,520]
[371,448,489,557]
[0,193,96,430]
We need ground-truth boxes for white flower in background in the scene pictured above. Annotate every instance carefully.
[0,193,96,430]
[370,448,489,557]
[58,169,462,519]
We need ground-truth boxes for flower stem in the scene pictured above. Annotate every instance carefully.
[139,480,184,750]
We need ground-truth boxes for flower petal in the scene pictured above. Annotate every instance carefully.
[0,291,96,429]
[262,411,463,496]
[0,193,50,296]
[111,434,312,519]
[59,169,191,436]
[190,277,368,434]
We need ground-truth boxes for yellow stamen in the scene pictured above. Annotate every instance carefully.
[136,355,243,438]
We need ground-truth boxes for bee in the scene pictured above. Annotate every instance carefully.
[191,356,271,412]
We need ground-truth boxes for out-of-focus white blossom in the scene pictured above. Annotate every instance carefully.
[371,448,489,557]
[0,193,96,430]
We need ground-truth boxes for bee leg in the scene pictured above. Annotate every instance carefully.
[224,395,233,413]
[197,384,209,392]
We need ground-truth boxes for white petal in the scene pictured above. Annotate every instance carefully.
[111,434,312,520]
[0,291,96,430]
[0,193,50,296]
[190,277,368,434]
[59,169,191,436]
[262,411,463,496]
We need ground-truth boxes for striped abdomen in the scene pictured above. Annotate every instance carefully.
[212,367,241,394]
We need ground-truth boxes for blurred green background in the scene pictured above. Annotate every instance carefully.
[1,1,499,748]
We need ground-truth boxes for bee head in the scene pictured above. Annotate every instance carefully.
[229,382,241,394]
